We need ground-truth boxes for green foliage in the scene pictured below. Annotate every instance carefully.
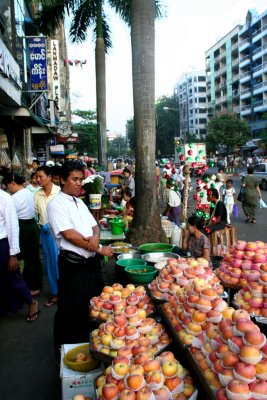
[126,118,135,152]
[108,136,128,158]
[155,95,180,156]
[72,109,98,156]
[83,175,103,194]
[206,114,250,155]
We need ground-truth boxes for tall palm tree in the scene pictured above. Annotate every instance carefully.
[36,0,130,168]
[127,0,166,244]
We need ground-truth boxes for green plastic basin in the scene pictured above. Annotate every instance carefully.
[138,243,173,254]
[125,265,158,284]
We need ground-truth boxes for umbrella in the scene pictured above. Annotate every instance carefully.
[252,148,267,156]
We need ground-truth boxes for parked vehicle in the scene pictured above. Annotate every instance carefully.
[240,163,267,190]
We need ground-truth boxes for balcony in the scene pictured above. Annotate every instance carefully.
[239,37,250,51]
[232,57,239,68]
[239,71,251,83]
[239,54,250,67]
[240,105,252,116]
[254,99,267,112]
[232,73,239,82]
[252,44,267,61]
[253,62,267,78]
[240,88,251,99]
[214,66,226,78]
[252,24,267,43]
[231,42,238,52]
[232,89,240,98]
[253,81,267,95]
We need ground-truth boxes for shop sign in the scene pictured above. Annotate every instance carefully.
[28,37,48,91]
[37,146,46,165]
[51,40,61,110]
[50,144,65,155]
[0,37,22,89]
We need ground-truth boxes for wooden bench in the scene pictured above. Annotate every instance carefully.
[210,225,237,256]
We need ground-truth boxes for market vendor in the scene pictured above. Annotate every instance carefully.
[121,188,135,229]
[205,188,228,234]
[121,167,135,197]
[163,179,181,226]
[47,160,113,363]
[182,215,210,260]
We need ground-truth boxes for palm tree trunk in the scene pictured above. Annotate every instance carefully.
[127,0,166,245]
[95,0,107,169]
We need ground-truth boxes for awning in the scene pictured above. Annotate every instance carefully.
[0,106,53,134]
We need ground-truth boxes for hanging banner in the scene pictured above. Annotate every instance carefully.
[51,39,61,110]
[28,37,48,91]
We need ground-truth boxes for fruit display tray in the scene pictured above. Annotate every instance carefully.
[185,347,217,400]
[146,285,169,304]
[89,333,171,366]
[157,305,188,352]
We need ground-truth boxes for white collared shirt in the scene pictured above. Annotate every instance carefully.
[12,188,35,220]
[0,189,20,255]
[168,188,181,207]
[47,191,97,258]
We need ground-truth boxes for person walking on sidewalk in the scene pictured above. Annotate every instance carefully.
[47,161,113,362]
[3,172,43,296]
[0,188,40,321]
[35,166,60,307]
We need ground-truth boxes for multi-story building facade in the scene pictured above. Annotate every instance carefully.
[239,9,267,137]
[176,71,207,141]
[205,25,241,119]
[0,0,71,171]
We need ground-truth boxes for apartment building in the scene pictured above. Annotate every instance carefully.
[176,71,207,141]
[239,9,267,137]
[205,25,241,119]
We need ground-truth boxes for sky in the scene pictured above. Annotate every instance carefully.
[66,0,267,135]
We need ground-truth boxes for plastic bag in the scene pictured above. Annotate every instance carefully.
[259,198,267,208]
[237,187,245,202]
[233,204,238,218]
[0,150,11,168]
[11,152,22,171]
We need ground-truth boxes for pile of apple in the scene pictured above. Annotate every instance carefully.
[95,351,198,400]
[148,257,224,301]
[189,308,267,399]
[161,278,230,346]
[90,283,155,321]
[234,262,267,318]
[90,306,171,359]
[217,240,267,288]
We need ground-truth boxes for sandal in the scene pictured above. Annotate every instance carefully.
[245,217,251,223]
[44,296,58,308]
[251,219,256,224]
[26,310,41,323]
[26,300,40,323]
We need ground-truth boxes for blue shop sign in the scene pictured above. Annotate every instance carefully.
[28,37,48,91]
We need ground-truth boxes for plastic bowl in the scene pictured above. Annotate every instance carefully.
[64,344,99,372]
[116,258,147,270]
[138,243,174,254]
[141,252,179,266]
[125,265,158,284]
[117,253,142,261]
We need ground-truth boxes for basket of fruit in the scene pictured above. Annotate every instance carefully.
[125,265,158,284]
[63,344,99,372]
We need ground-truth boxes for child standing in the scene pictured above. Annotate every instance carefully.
[223,179,236,224]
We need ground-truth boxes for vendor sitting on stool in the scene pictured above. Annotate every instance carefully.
[205,188,228,234]
[182,215,210,260]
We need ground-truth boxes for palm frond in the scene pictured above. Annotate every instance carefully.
[107,0,131,24]
[69,1,97,43]
[93,12,112,51]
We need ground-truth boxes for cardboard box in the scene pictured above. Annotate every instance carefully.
[60,343,104,400]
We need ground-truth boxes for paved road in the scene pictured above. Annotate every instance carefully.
[0,168,267,400]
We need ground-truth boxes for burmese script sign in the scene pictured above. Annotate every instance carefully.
[28,37,48,91]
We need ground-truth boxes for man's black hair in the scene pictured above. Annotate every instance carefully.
[3,172,25,185]
[32,159,40,165]
[60,160,84,181]
[36,165,53,176]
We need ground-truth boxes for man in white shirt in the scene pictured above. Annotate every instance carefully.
[163,179,181,226]
[0,189,40,321]
[47,161,113,362]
